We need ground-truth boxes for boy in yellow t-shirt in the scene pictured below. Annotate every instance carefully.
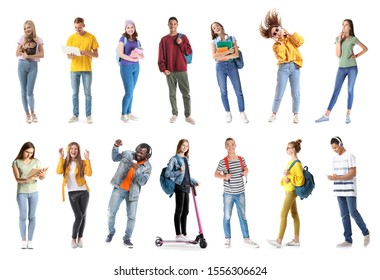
[66,17,99,124]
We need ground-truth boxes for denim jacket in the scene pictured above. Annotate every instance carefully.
[110,146,152,201]
[164,154,197,187]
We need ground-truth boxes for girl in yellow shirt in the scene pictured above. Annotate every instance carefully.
[56,142,92,249]
[259,9,304,124]
[268,139,305,248]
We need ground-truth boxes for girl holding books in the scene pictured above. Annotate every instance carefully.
[210,22,249,124]
[12,142,48,249]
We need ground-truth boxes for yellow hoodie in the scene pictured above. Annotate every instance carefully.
[280,160,305,192]
[56,157,92,201]
[272,32,304,67]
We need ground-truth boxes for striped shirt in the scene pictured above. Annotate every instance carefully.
[216,157,246,194]
[332,151,357,197]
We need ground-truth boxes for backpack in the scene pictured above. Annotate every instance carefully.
[288,160,315,200]
[178,33,192,64]
[224,156,247,183]
[116,37,141,65]
[160,155,182,197]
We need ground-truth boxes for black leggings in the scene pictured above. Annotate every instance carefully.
[68,191,89,239]
[174,191,189,235]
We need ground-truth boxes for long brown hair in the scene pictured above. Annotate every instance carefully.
[210,22,225,40]
[176,139,190,158]
[63,142,85,178]
[259,9,282,39]
[15,142,35,161]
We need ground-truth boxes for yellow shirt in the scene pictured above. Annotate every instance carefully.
[56,158,92,201]
[67,32,99,72]
[280,160,305,192]
[272,33,304,67]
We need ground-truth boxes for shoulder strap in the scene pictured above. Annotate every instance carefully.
[137,40,141,48]
[178,33,183,38]
[123,36,127,45]
[237,156,244,171]
[288,160,301,171]
[175,154,182,166]
[224,157,229,172]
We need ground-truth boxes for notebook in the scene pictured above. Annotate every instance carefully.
[61,45,81,56]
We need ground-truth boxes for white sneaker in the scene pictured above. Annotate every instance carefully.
[285,239,300,247]
[336,241,352,248]
[226,112,232,123]
[293,114,300,124]
[224,238,231,248]
[268,113,276,122]
[240,112,249,123]
[185,116,196,125]
[21,240,27,249]
[170,115,177,123]
[364,233,370,247]
[267,239,281,248]
[175,235,188,242]
[31,113,38,123]
[26,115,32,124]
[86,116,93,124]
[77,239,83,248]
[244,238,259,248]
[68,116,79,123]
[128,114,139,121]
[71,240,78,249]
[27,241,33,249]
[121,115,130,123]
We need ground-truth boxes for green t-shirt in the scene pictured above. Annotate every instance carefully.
[335,36,360,68]
[13,158,41,193]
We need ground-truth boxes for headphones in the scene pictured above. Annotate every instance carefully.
[333,136,343,147]
[135,143,152,159]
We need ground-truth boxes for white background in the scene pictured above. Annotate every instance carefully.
[2,0,379,279]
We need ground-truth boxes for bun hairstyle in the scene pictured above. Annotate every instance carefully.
[259,9,282,39]
[289,139,302,153]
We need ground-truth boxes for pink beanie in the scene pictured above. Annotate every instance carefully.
[125,19,135,28]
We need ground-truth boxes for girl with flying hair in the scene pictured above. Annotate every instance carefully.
[259,10,304,124]
[56,142,92,249]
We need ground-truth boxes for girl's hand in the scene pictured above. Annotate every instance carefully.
[84,150,90,160]
[283,177,290,183]
[180,165,185,173]
[58,148,64,157]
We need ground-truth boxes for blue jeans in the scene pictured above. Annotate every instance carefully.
[107,187,139,240]
[327,66,358,111]
[120,64,140,115]
[16,192,39,241]
[272,62,300,113]
[71,71,92,117]
[223,192,250,239]
[216,61,245,112]
[337,196,369,243]
[18,60,38,113]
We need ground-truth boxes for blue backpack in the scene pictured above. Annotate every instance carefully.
[288,160,315,200]
[160,155,182,197]
[116,37,141,65]
[178,33,192,64]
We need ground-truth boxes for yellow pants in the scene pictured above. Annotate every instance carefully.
[278,190,300,240]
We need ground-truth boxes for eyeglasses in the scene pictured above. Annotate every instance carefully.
[272,27,280,37]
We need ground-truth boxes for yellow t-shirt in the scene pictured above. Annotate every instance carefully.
[67,32,99,72]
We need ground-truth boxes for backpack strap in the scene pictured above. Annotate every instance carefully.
[288,159,301,171]
[224,157,230,173]
[237,156,244,171]
[178,33,183,39]
[175,154,182,167]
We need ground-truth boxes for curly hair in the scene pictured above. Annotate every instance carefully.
[259,9,282,39]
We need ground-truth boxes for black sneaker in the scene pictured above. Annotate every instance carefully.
[105,233,114,243]
[123,239,134,248]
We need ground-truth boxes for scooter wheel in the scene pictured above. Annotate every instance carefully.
[199,239,207,249]
[155,237,163,247]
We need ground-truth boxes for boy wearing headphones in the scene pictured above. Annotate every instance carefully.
[328,136,370,247]
[106,139,152,248]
